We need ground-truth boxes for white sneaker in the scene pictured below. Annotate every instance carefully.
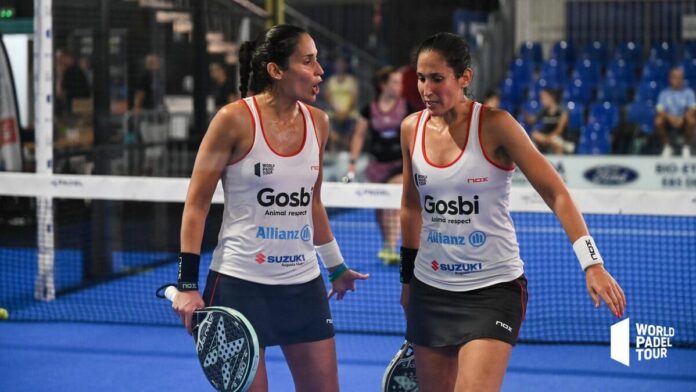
[682,145,692,158]
[661,145,674,157]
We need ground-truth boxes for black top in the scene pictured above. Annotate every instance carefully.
[360,98,415,162]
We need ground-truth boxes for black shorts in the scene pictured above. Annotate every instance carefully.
[406,275,528,347]
[202,271,335,348]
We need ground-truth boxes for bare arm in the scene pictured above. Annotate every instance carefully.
[400,113,423,248]
[485,109,626,317]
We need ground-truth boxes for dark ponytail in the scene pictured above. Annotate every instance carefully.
[238,41,256,98]
[237,24,307,97]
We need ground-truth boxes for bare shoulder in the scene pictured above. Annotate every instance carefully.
[481,106,526,141]
[304,104,330,140]
[401,111,423,136]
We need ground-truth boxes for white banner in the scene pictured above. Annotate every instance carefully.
[0,37,22,171]
[512,156,696,191]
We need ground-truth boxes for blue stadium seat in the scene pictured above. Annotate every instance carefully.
[589,101,619,130]
[627,100,656,134]
[510,57,535,85]
[564,77,593,104]
[551,40,576,64]
[518,41,543,65]
[500,77,524,106]
[607,58,635,84]
[641,59,670,84]
[684,41,696,60]
[580,41,609,67]
[565,101,586,131]
[615,41,643,68]
[634,79,662,104]
[572,58,602,86]
[650,41,677,64]
[577,122,611,155]
[682,58,696,84]
[518,99,541,131]
[541,58,567,87]
[499,100,517,116]
[596,79,629,105]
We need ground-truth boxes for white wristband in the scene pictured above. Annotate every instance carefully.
[573,235,604,271]
[315,238,344,269]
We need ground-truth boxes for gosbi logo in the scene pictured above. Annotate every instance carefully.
[257,187,311,207]
[424,195,479,215]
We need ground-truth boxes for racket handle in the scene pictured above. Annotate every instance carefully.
[164,286,179,302]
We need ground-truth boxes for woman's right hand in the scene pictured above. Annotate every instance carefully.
[172,290,205,335]
[400,283,410,317]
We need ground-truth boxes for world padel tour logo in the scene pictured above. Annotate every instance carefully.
[610,318,675,366]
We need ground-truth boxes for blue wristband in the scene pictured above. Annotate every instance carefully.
[329,263,349,282]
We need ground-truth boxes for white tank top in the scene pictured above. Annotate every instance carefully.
[210,97,321,285]
[411,101,524,291]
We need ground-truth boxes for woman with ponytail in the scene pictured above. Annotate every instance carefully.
[173,24,368,392]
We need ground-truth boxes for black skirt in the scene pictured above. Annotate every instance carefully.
[406,275,528,347]
[202,271,335,347]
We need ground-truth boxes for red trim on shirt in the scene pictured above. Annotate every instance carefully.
[421,100,474,168]
[229,99,257,166]
[478,105,516,171]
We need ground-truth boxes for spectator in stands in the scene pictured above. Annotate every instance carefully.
[324,55,359,152]
[133,54,165,113]
[530,88,573,154]
[655,67,696,157]
[348,66,416,265]
[209,62,239,111]
[55,51,90,115]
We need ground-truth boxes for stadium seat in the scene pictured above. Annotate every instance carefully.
[615,41,643,69]
[589,101,620,130]
[551,40,576,64]
[627,100,656,134]
[596,79,629,105]
[564,77,593,104]
[572,58,602,86]
[518,41,543,65]
[650,41,677,64]
[541,58,566,87]
[510,57,535,85]
[500,76,524,106]
[577,122,611,154]
[580,41,609,68]
[566,101,586,131]
[641,59,670,84]
[634,79,662,104]
[607,58,635,85]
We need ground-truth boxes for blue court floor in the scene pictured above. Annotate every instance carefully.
[1,322,694,391]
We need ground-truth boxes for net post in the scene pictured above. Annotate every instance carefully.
[33,0,55,301]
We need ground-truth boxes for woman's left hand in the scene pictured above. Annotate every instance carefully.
[328,269,369,300]
[585,264,626,318]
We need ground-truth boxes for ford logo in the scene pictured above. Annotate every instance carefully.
[584,165,639,185]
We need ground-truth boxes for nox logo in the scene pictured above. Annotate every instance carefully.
[254,162,275,177]
[467,177,488,183]
[585,239,600,261]
[496,320,512,333]
[431,260,439,271]
[414,173,427,187]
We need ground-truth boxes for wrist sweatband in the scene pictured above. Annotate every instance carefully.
[315,239,345,269]
[573,235,604,271]
[329,263,350,282]
[400,247,418,283]
[177,252,200,291]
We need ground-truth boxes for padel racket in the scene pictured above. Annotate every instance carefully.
[164,286,260,392]
[382,340,419,392]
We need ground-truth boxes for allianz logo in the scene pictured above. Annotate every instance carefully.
[256,225,311,242]
[426,230,487,247]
